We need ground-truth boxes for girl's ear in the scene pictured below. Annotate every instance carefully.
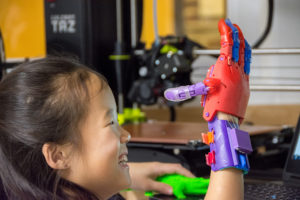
[42,143,71,170]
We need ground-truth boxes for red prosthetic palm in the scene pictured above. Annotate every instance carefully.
[164,19,251,122]
[201,19,250,123]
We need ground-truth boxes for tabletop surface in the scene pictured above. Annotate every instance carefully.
[123,121,282,145]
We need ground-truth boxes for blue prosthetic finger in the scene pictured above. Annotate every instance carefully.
[244,39,251,75]
[225,18,240,63]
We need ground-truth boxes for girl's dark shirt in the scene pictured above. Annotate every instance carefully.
[108,194,126,200]
[0,178,126,200]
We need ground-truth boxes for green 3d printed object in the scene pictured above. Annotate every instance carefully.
[145,174,210,199]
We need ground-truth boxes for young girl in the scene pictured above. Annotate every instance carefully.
[0,57,195,200]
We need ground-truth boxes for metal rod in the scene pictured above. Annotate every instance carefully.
[115,0,124,114]
[118,93,124,113]
[250,85,300,91]
[153,0,159,44]
[116,0,123,43]
[251,49,300,54]
[194,48,300,55]
[130,0,137,48]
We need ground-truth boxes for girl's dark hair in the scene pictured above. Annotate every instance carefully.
[0,57,106,200]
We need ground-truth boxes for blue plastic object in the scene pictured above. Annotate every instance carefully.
[244,39,251,75]
[225,18,240,62]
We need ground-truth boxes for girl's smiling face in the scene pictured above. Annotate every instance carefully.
[63,73,131,199]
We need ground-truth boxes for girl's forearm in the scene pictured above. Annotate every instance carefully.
[205,168,244,200]
[205,112,245,200]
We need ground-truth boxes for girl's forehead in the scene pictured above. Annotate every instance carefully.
[88,73,109,96]
[88,74,116,107]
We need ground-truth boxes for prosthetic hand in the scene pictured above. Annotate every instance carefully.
[164,19,253,174]
[145,174,209,199]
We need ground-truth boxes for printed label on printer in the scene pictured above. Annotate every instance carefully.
[50,14,76,34]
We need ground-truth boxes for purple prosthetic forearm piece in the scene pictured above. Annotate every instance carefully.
[208,117,234,171]
[207,117,252,173]
[164,82,209,102]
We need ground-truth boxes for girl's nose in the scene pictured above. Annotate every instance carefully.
[120,128,131,144]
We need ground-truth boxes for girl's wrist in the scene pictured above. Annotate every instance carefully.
[217,112,239,125]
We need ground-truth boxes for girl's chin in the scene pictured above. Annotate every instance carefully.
[116,164,131,189]
[121,172,132,189]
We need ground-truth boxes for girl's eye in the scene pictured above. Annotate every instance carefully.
[108,121,115,126]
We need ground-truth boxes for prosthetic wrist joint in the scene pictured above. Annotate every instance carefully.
[202,116,253,174]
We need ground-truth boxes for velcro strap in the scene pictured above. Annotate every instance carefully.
[227,128,252,154]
